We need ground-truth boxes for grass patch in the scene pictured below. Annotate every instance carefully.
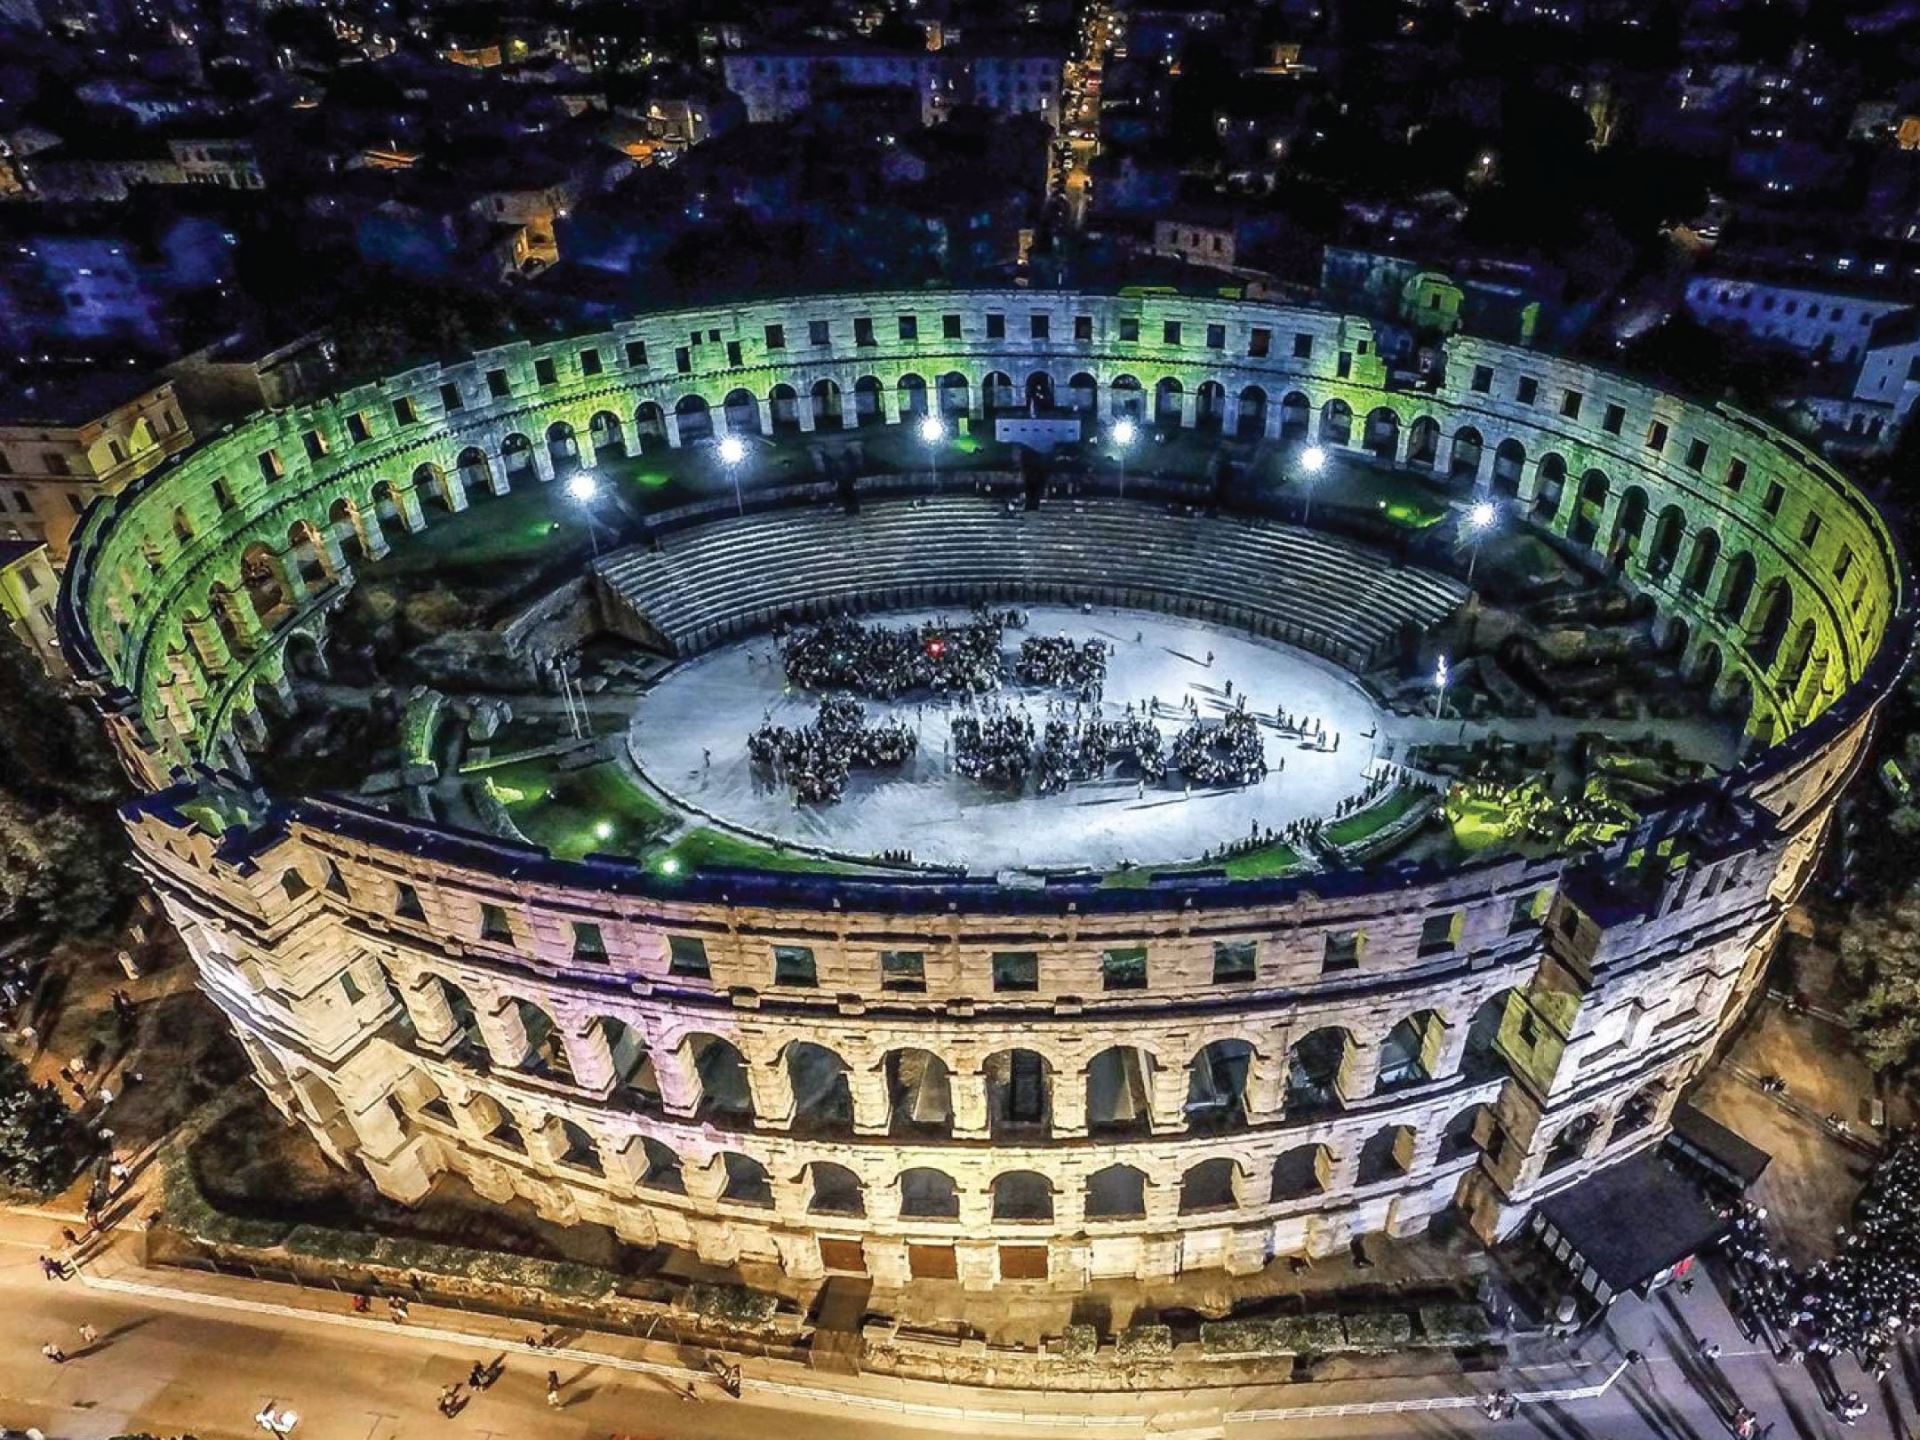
[1447,791,1514,854]
[370,487,591,575]
[1323,785,1424,849]
[656,827,867,876]
[481,759,674,859]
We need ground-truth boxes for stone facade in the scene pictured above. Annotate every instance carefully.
[58,291,1912,1291]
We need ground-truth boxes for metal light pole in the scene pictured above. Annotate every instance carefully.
[718,433,747,515]
[1433,652,1450,720]
[1299,443,1327,522]
[919,412,946,482]
[1111,415,1136,498]
[566,469,601,558]
[1465,498,1496,584]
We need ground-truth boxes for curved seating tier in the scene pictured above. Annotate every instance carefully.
[597,496,1466,672]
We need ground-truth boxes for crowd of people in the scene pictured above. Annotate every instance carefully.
[779,614,1007,700]
[952,702,1038,785]
[1037,712,1166,794]
[1015,634,1109,700]
[747,696,916,803]
[1170,706,1269,788]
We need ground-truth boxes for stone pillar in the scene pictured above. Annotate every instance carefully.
[881,386,901,426]
[312,526,348,576]
[214,589,266,649]
[950,1068,989,1139]
[1095,378,1111,418]
[839,385,857,430]
[257,654,295,711]
[442,472,471,512]
[1327,1144,1363,1194]
[1431,433,1454,477]
[747,1057,796,1130]
[564,1018,617,1094]
[774,1231,826,1282]
[1264,399,1285,440]
[654,1044,701,1119]
[476,995,531,1071]
[183,612,232,677]
[1221,395,1242,436]
[233,699,269,749]
[1179,391,1198,429]
[392,484,428,533]
[401,976,459,1051]
[1245,1049,1288,1121]
[967,382,985,421]
[1431,1017,1471,1081]
[1223,1226,1271,1278]
[531,445,556,484]
[277,554,310,606]
[849,1064,893,1136]
[682,1153,730,1204]
[864,1175,902,1225]
[1053,1067,1089,1139]
[1337,1037,1378,1105]
[664,412,684,448]
[358,516,391,560]
[757,397,775,435]
[600,1136,649,1191]
[1142,1175,1181,1225]
[1148,1062,1189,1135]
[797,393,817,432]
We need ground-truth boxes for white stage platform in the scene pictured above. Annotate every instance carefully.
[626,606,1398,873]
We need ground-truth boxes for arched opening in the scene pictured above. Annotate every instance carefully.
[1717,552,1757,623]
[509,998,573,1082]
[1439,1102,1499,1163]
[1025,371,1055,410]
[1154,377,1185,429]
[1748,578,1793,667]
[1195,379,1227,433]
[1461,990,1516,1080]
[853,375,885,428]
[499,434,535,486]
[1569,467,1609,547]
[807,1161,864,1216]
[985,1048,1051,1137]
[1356,1124,1415,1184]
[982,371,1016,416]
[769,384,802,434]
[1377,1010,1447,1091]
[468,1093,524,1151]
[545,420,579,476]
[589,410,626,462]
[687,1033,752,1128]
[1778,618,1818,693]
[1279,390,1311,440]
[1364,406,1399,460]
[885,1049,952,1138]
[1109,374,1144,419]
[1086,1045,1153,1138]
[1270,1143,1331,1202]
[786,1041,855,1137]
[1318,397,1353,447]
[1614,1083,1664,1137]
[1179,1157,1239,1214]
[1609,484,1649,562]
[991,1170,1054,1222]
[639,1137,684,1192]
[371,479,404,532]
[1187,1039,1254,1133]
[636,401,668,453]
[1407,416,1440,469]
[1068,371,1097,413]
[898,1166,960,1219]
[897,373,929,418]
[455,447,492,500]
[172,506,195,544]
[285,520,333,589]
[724,387,763,436]
[1236,384,1267,440]
[328,496,369,563]
[937,371,970,418]
[1695,642,1724,692]
[1717,670,1755,730]
[206,582,248,654]
[413,462,452,515]
[809,379,844,428]
[556,1118,601,1173]
[720,1151,773,1206]
[1494,438,1528,498]
[598,1018,660,1113]
[1683,529,1722,597]
[1648,505,1686,578]
[1286,1027,1352,1115]
[436,978,487,1065]
[1085,1164,1147,1220]
[1529,452,1566,519]
[1664,615,1692,662]
[1545,1112,1602,1171]
[1450,426,1484,484]
[675,393,714,444]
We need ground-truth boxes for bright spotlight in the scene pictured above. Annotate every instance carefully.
[1111,417,1137,447]
[918,414,946,445]
[1468,500,1496,529]
[717,434,747,465]
[565,472,599,502]
[1300,444,1328,475]
[593,820,614,841]
[658,854,683,876]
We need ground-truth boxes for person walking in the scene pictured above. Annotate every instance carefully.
[41,1342,66,1364]
[77,1323,97,1348]
[546,1368,562,1408]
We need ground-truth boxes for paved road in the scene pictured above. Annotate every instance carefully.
[0,1211,1911,1440]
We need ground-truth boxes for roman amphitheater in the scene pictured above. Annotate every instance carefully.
[56,290,1912,1296]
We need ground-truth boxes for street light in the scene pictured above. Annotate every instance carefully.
[717,433,747,515]
[1433,652,1450,720]
[1110,415,1137,496]
[1299,443,1327,520]
[918,412,945,479]
[567,468,602,557]
[1465,498,1496,584]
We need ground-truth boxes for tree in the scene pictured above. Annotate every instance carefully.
[0,1053,90,1195]
[1838,890,1920,1075]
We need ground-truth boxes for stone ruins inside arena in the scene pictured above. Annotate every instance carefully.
[56,291,1912,1291]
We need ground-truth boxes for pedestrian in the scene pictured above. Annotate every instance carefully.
[468,1361,487,1389]
[1700,1338,1722,1361]
[59,1227,79,1249]
[546,1368,562,1408]
[41,1342,65,1364]
[389,1295,409,1324]
[77,1322,97,1348]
